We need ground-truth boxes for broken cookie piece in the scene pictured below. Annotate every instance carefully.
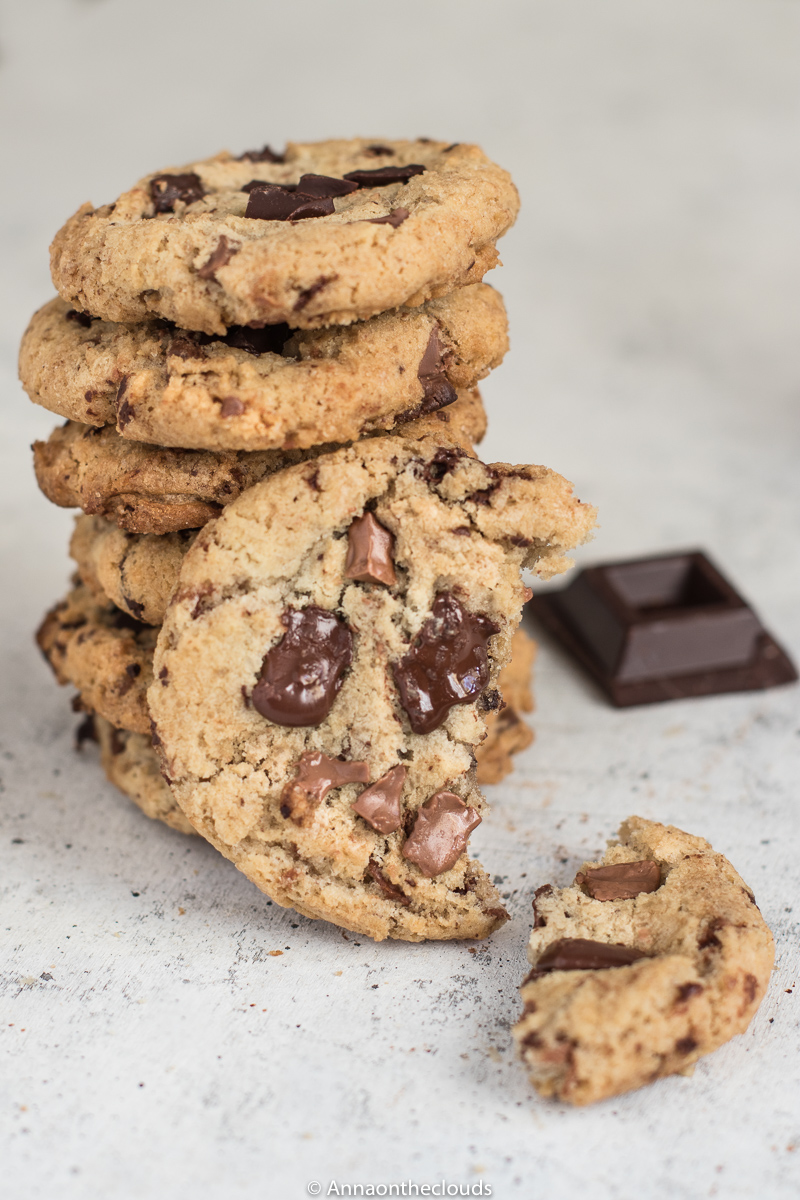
[513,816,774,1105]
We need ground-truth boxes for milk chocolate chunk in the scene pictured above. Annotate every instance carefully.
[575,859,661,901]
[280,750,369,825]
[343,164,425,187]
[252,605,353,726]
[393,594,499,734]
[528,550,797,706]
[352,765,406,833]
[531,938,648,977]
[344,513,397,587]
[150,173,204,213]
[244,185,334,222]
[366,860,411,905]
[295,173,359,198]
[402,790,481,877]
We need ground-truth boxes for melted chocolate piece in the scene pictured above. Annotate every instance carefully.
[280,750,369,826]
[343,164,425,188]
[344,513,397,587]
[244,185,334,221]
[293,275,336,313]
[221,324,292,356]
[392,593,499,734]
[237,145,285,163]
[528,550,798,706]
[575,859,661,901]
[219,397,245,417]
[365,207,409,228]
[402,791,481,877]
[150,173,204,213]
[351,765,406,833]
[252,606,353,726]
[530,938,648,977]
[413,324,456,414]
[366,860,411,906]
[295,173,358,198]
[65,309,93,328]
[197,236,238,280]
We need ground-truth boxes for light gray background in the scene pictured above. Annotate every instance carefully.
[1,2,799,1197]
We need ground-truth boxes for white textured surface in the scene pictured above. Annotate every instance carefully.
[1,2,799,1197]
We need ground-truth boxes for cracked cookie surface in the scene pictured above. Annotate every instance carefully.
[148,435,595,941]
[50,139,519,333]
[513,816,774,1105]
[21,286,506,451]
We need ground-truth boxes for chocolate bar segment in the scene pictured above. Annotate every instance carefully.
[529,550,797,707]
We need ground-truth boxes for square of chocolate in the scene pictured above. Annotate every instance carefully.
[528,550,797,706]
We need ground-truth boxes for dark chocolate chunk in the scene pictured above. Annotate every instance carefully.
[675,1036,698,1055]
[366,860,411,905]
[402,791,481,877]
[364,207,409,228]
[220,324,292,356]
[421,447,465,483]
[393,593,499,734]
[532,883,553,928]
[150,173,205,213]
[352,766,406,833]
[252,605,353,727]
[115,377,134,430]
[166,335,206,360]
[295,174,358,198]
[575,859,661,901]
[75,713,98,749]
[237,145,285,163]
[65,309,93,328]
[343,164,425,188]
[365,144,396,157]
[697,916,728,950]
[528,550,798,706]
[241,179,273,193]
[530,938,648,977]
[244,185,334,221]
[344,513,397,587]
[197,236,238,280]
[293,275,337,313]
[280,750,369,826]
[676,982,703,1003]
[410,324,457,415]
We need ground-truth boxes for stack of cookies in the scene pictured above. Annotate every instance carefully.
[20,138,596,942]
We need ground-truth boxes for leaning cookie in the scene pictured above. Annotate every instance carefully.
[91,715,195,835]
[20,285,506,451]
[148,436,595,941]
[33,389,486,535]
[36,582,155,734]
[50,139,519,333]
[512,816,774,1105]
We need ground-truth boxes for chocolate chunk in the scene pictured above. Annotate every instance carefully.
[241,179,273,193]
[366,860,411,905]
[675,1036,698,1055]
[65,309,93,328]
[421,447,465,483]
[532,883,553,928]
[365,207,409,228]
[344,513,397,587]
[575,859,661,901]
[280,750,369,825]
[295,173,359,198]
[412,324,457,414]
[393,593,499,734]
[166,335,206,360]
[115,377,134,430]
[343,164,425,188]
[293,275,337,313]
[252,605,353,726]
[244,185,334,221]
[150,173,204,213]
[402,791,481,877]
[365,144,396,157]
[528,550,798,706]
[530,938,648,976]
[197,236,238,280]
[352,766,406,833]
[676,982,703,1003]
[219,396,245,418]
[221,324,292,356]
[237,145,285,163]
[75,713,98,749]
[698,916,727,950]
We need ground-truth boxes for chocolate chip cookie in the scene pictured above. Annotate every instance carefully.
[513,816,774,1105]
[50,139,518,334]
[147,435,595,941]
[36,582,155,734]
[475,628,536,785]
[21,285,506,450]
[91,715,195,835]
[33,390,486,534]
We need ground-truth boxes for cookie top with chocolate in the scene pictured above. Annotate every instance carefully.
[50,139,519,334]
[33,389,486,535]
[513,816,774,1106]
[148,436,595,942]
[20,286,506,452]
